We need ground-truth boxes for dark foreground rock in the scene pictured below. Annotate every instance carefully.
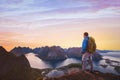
[45,71,120,80]
[0,46,31,80]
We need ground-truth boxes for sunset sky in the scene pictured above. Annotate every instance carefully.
[0,0,120,51]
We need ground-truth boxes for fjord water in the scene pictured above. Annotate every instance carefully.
[26,52,120,75]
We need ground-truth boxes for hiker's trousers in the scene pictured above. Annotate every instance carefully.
[82,52,93,71]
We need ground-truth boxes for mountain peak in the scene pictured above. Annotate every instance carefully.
[10,46,32,56]
[0,46,8,55]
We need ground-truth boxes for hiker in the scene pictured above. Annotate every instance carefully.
[81,32,96,73]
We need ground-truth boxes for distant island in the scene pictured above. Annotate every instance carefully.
[97,50,120,53]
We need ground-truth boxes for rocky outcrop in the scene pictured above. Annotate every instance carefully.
[10,46,32,56]
[37,46,67,61]
[44,69,120,80]
[39,63,120,80]
[0,46,31,80]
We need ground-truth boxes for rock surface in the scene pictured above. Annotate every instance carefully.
[0,46,31,80]
[39,63,120,80]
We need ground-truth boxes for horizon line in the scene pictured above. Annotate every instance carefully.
[1,45,120,52]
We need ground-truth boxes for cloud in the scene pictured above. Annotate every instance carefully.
[0,0,120,30]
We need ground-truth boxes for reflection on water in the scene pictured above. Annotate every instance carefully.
[26,52,120,75]
[26,53,52,69]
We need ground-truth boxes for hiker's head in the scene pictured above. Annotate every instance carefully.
[83,32,89,38]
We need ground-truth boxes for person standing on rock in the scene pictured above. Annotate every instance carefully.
[81,32,96,73]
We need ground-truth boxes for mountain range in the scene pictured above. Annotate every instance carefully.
[10,46,102,61]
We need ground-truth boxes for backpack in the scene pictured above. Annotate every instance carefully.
[87,37,96,54]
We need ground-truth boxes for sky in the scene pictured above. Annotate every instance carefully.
[0,0,120,51]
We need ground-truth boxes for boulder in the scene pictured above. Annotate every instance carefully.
[46,69,65,78]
